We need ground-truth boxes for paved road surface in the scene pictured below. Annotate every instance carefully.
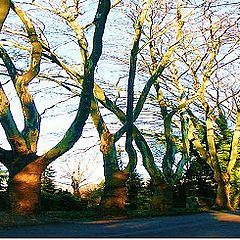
[0,211,240,237]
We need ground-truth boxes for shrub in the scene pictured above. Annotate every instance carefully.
[41,191,87,211]
[0,191,9,211]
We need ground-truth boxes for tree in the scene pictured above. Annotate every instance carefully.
[0,164,8,191]
[131,0,240,212]
[126,170,145,210]
[174,1,240,210]
[113,0,186,212]
[59,151,98,197]
[49,0,182,214]
[9,0,238,215]
[41,166,56,193]
[0,0,111,215]
[92,0,185,213]
[35,0,155,214]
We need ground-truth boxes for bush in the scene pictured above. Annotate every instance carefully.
[82,182,104,208]
[0,191,9,211]
[41,191,87,211]
[0,190,88,212]
[126,172,152,211]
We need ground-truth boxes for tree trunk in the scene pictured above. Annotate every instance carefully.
[8,161,44,215]
[0,0,10,31]
[98,130,129,216]
[151,182,173,212]
[102,170,129,216]
[214,174,233,210]
[215,184,228,209]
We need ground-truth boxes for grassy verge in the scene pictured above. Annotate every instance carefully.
[0,207,210,229]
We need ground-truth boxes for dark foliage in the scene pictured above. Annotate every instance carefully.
[0,191,9,211]
[185,155,217,198]
[41,190,87,211]
[0,166,8,191]
[82,181,104,208]
[126,171,152,210]
[173,153,217,208]
[41,166,57,193]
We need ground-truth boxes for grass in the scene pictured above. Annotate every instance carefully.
[0,207,211,229]
[0,212,56,229]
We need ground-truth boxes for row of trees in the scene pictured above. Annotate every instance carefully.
[0,0,239,216]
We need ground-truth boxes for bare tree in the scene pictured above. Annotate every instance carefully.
[0,0,111,215]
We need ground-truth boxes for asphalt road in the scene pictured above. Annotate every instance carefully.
[1,211,240,237]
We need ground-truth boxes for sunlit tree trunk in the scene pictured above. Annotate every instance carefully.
[214,176,229,210]
[89,1,153,215]
[102,169,129,215]
[226,106,240,210]
[42,0,128,215]
[100,145,129,215]
[212,105,240,211]
[132,0,183,212]
[0,0,10,31]
[8,160,45,215]
[206,116,229,209]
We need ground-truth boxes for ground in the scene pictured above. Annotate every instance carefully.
[0,210,240,237]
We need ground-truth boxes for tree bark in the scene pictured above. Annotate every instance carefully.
[214,173,234,210]
[215,182,229,210]
[8,160,44,215]
[151,181,173,212]
[102,170,129,216]
[90,95,129,215]
[0,0,10,31]
[100,137,129,215]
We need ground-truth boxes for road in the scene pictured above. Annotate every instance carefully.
[0,211,240,237]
